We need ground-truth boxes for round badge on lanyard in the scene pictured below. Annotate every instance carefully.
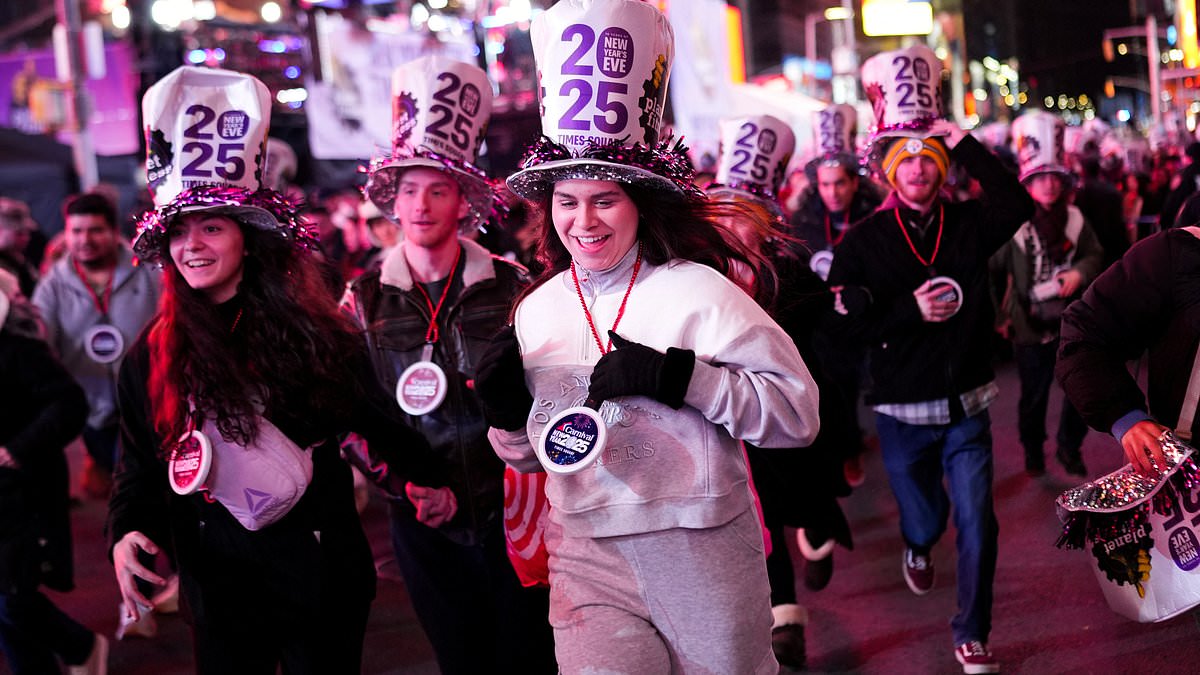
[84,324,124,364]
[397,247,462,416]
[928,275,963,317]
[809,250,835,281]
[169,429,213,495]
[538,406,608,474]
[396,355,448,416]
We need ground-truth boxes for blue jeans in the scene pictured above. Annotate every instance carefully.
[0,589,94,673]
[875,410,999,645]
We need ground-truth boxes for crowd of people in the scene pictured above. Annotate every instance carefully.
[6,1,1200,674]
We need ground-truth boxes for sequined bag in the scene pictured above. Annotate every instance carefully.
[1056,438,1200,621]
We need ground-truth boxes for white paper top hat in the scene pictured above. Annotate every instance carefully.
[134,66,313,265]
[812,104,857,158]
[364,55,496,230]
[861,45,945,142]
[143,66,272,207]
[804,104,861,181]
[974,121,1011,151]
[507,0,695,201]
[1012,111,1069,182]
[710,115,795,205]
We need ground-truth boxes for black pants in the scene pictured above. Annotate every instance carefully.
[81,423,118,473]
[388,505,557,674]
[185,516,374,675]
[0,589,93,673]
[1015,340,1089,455]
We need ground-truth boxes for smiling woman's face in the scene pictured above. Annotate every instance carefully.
[550,179,639,271]
[168,213,246,303]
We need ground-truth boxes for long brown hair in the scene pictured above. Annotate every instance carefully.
[514,181,768,308]
[147,220,364,454]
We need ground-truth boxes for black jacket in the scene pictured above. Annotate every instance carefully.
[107,312,446,611]
[348,239,528,546]
[1058,229,1200,437]
[0,332,87,593]
[788,182,882,254]
[826,135,1035,405]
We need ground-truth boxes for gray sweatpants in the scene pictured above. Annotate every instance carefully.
[546,508,778,675]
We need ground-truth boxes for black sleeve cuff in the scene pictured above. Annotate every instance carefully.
[659,347,696,409]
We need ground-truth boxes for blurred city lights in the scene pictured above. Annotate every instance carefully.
[262,2,282,23]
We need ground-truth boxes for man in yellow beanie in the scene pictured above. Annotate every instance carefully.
[825,118,1034,675]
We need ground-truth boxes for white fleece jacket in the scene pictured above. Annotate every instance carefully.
[489,250,819,539]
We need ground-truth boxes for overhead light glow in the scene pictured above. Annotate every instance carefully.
[194,0,216,20]
[862,0,932,37]
[111,5,131,29]
[262,2,282,23]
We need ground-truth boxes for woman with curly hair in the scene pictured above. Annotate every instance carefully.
[106,67,448,674]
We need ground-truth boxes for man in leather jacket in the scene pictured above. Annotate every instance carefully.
[344,57,554,673]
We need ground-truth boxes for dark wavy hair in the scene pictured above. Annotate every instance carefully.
[515,182,769,309]
[147,219,365,455]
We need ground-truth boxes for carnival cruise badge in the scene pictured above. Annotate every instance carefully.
[809,250,835,281]
[537,406,608,474]
[84,324,124,364]
[169,429,212,495]
[928,275,963,316]
[396,360,448,416]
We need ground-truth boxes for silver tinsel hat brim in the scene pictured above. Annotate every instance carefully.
[133,185,316,266]
[506,136,703,202]
[364,152,498,232]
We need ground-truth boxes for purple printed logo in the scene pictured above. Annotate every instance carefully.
[245,487,274,516]
[393,92,419,146]
[460,83,482,117]
[758,129,778,154]
[218,110,249,139]
[597,27,634,78]
[1168,526,1200,571]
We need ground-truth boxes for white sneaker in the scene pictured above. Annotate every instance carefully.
[116,602,157,640]
[67,632,108,675]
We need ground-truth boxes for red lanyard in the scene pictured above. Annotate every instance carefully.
[411,245,462,344]
[825,210,850,247]
[571,243,643,355]
[894,205,945,269]
[72,257,113,317]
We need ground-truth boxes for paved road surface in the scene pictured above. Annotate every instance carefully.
[6,359,1199,673]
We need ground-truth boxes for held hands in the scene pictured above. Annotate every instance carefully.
[113,531,166,623]
[473,325,534,431]
[405,483,458,528]
[0,446,16,469]
[913,279,960,323]
[1120,419,1172,476]
[1056,269,1084,298]
[587,331,695,409]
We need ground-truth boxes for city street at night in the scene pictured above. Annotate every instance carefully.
[6,359,1196,674]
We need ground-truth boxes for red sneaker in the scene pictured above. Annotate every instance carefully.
[954,640,999,674]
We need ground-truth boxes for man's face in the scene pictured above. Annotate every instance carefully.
[1027,173,1065,208]
[816,165,858,213]
[892,155,942,210]
[64,213,119,267]
[0,225,30,255]
[392,168,468,251]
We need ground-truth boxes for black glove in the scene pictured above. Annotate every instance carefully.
[587,331,695,409]
[473,325,534,431]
